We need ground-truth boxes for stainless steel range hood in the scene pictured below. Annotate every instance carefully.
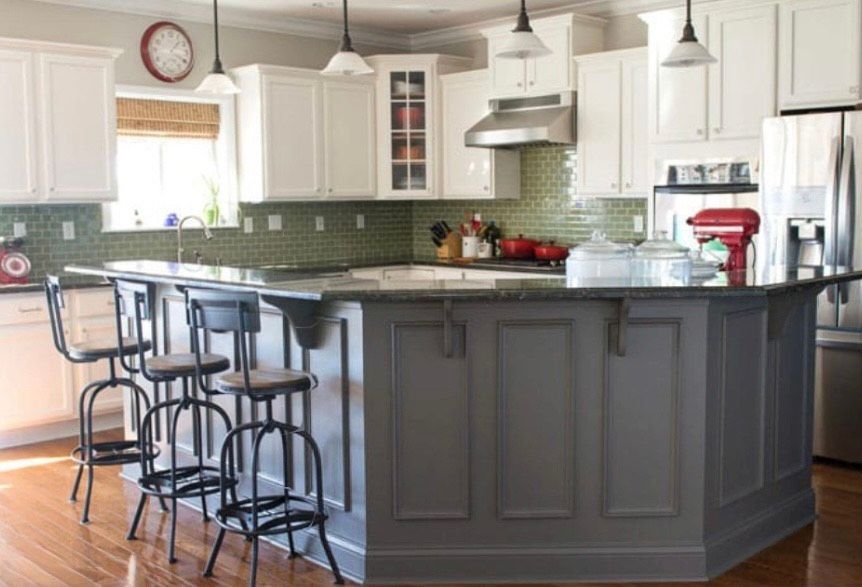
[465,92,576,149]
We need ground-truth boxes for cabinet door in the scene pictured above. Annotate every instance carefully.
[527,24,572,94]
[39,53,116,202]
[621,55,648,195]
[263,73,324,199]
[779,0,862,109]
[441,72,493,198]
[0,50,39,203]
[709,5,777,140]
[577,61,622,195]
[323,80,376,198]
[0,321,71,430]
[649,14,709,143]
[488,35,527,97]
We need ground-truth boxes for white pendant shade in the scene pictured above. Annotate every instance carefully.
[321,50,374,76]
[661,39,717,68]
[495,30,552,60]
[196,72,240,94]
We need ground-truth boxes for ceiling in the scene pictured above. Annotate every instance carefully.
[156,0,605,34]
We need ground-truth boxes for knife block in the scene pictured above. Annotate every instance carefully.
[436,232,462,260]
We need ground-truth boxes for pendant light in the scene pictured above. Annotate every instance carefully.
[661,0,716,68]
[322,0,373,76]
[495,0,552,60]
[196,0,240,94]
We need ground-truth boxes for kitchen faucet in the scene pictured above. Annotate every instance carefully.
[176,216,214,264]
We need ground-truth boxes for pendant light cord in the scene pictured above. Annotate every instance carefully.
[211,0,224,74]
[339,0,355,53]
[514,0,534,33]
[680,0,697,42]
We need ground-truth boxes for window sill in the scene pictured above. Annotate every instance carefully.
[101,225,240,234]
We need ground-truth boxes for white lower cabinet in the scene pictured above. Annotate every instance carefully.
[0,287,123,445]
[440,69,519,199]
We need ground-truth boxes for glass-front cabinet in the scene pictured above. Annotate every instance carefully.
[367,55,471,199]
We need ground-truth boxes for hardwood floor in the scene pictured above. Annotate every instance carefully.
[0,432,860,586]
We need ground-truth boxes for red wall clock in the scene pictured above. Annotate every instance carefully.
[141,21,195,83]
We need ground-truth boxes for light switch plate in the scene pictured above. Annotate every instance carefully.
[633,215,644,233]
[268,214,282,231]
[62,221,75,241]
[315,216,325,232]
[13,222,26,238]
[356,214,365,230]
[243,217,254,234]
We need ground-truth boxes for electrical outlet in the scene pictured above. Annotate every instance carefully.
[356,214,365,230]
[62,221,75,241]
[268,214,282,231]
[315,216,325,232]
[243,217,254,234]
[13,222,26,238]
[633,215,644,233]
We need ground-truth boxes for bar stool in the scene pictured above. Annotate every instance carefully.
[44,275,155,525]
[185,288,343,586]
[114,279,238,564]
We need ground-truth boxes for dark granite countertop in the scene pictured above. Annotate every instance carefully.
[64,260,862,302]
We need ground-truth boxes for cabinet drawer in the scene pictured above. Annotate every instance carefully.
[0,293,51,326]
[74,287,115,318]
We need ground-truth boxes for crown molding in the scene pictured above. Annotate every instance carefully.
[28,0,412,50]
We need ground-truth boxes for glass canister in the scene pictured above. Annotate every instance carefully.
[632,232,693,285]
[566,231,633,286]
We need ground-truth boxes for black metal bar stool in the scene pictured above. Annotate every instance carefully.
[114,279,238,564]
[185,288,343,586]
[44,275,155,525]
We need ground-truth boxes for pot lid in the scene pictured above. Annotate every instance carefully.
[634,231,690,259]
[569,231,632,259]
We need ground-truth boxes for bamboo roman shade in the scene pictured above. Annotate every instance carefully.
[116,98,220,139]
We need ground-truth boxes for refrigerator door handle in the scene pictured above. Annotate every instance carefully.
[837,137,856,303]
[824,136,842,267]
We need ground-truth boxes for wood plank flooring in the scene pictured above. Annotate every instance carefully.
[0,431,860,586]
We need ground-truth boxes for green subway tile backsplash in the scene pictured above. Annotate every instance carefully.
[1,146,647,279]
[412,146,648,260]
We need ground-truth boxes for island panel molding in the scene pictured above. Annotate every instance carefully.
[391,321,471,520]
[718,306,768,507]
[497,319,576,520]
[603,319,681,517]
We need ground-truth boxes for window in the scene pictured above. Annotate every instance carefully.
[103,88,238,231]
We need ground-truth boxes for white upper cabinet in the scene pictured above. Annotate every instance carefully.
[484,14,605,99]
[647,13,709,143]
[323,80,376,198]
[708,4,777,141]
[440,69,519,200]
[779,0,862,109]
[577,59,622,195]
[366,54,471,200]
[0,38,120,205]
[40,53,117,202]
[233,64,376,202]
[576,48,648,197]
[0,50,38,202]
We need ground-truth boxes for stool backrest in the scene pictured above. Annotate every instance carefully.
[44,275,71,360]
[114,279,156,378]
[185,288,261,334]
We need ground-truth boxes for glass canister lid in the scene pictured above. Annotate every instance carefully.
[569,231,632,259]
[634,231,690,259]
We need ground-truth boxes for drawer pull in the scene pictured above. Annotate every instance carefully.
[18,307,43,314]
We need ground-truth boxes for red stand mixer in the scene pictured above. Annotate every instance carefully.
[0,237,32,285]
[687,208,761,282]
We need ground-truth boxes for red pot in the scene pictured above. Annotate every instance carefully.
[534,241,570,261]
[499,235,539,259]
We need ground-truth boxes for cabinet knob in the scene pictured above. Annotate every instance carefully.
[30,188,36,194]
[49,187,55,191]
[517,82,523,87]
[713,127,721,134]
[625,182,632,189]
[611,182,618,189]
[529,81,535,86]
[851,86,859,94]
[483,185,489,191]
[328,187,333,194]
[315,188,322,193]
[696,129,704,136]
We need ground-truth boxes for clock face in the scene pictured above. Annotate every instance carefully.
[141,22,194,83]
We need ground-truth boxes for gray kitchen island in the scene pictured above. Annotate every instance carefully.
[66,260,862,584]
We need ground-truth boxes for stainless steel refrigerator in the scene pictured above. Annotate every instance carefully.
[761,112,862,464]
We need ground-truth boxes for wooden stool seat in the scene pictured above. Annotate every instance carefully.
[146,353,229,378]
[68,337,152,362]
[214,368,312,396]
